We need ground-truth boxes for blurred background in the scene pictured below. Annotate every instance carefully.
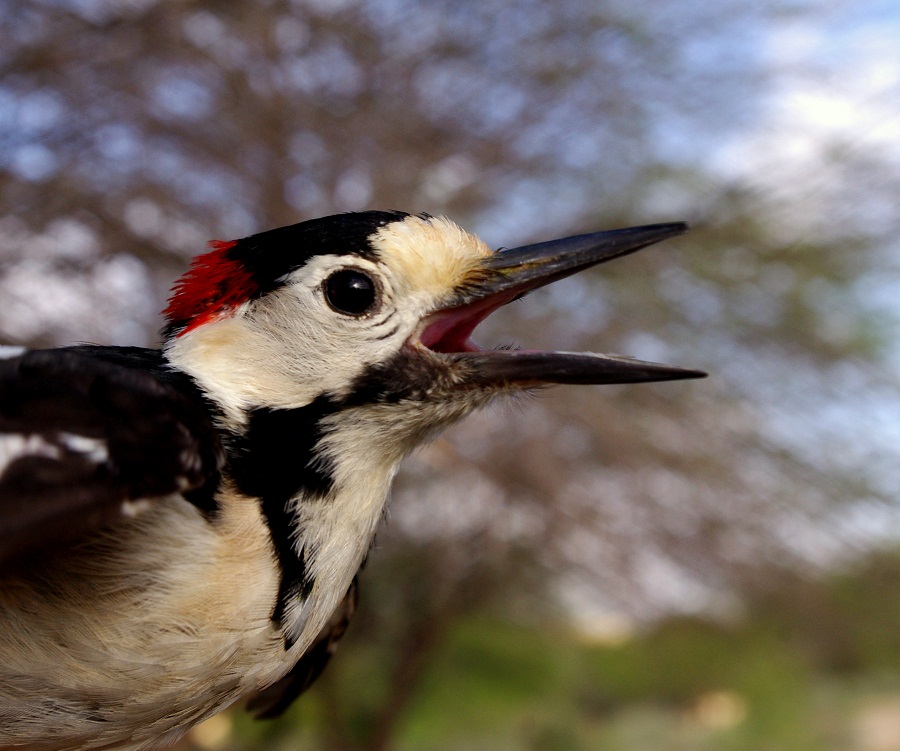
[2,0,900,749]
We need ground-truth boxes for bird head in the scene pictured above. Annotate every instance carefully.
[161,211,704,640]
[163,211,702,440]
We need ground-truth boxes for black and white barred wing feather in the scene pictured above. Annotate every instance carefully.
[0,346,223,565]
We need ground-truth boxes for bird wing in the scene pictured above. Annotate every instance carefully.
[247,576,360,719]
[0,347,223,566]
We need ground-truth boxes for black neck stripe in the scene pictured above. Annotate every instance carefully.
[222,341,444,632]
[225,395,341,630]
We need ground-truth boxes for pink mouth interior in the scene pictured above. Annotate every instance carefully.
[419,293,516,354]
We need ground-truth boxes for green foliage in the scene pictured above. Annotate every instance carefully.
[401,618,579,745]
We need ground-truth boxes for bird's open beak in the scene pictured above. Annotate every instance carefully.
[418,223,707,387]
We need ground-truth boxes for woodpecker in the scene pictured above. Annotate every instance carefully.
[0,211,703,750]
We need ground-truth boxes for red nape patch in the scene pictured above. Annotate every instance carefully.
[164,240,258,336]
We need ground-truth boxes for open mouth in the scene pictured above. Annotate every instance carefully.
[419,292,515,354]
[415,223,706,387]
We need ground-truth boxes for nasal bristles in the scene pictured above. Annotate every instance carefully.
[164,240,259,336]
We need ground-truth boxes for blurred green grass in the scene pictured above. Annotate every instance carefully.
[189,550,900,751]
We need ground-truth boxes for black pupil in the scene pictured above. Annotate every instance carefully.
[324,269,376,315]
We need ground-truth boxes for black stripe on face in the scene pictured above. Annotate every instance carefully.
[343,348,460,406]
[225,396,341,632]
[224,211,411,298]
[373,323,401,341]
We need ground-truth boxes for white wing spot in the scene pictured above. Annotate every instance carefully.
[0,434,61,474]
[180,448,201,472]
[121,499,153,518]
[58,433,109,463]
[0,433,109,477]
[0,346,26,360]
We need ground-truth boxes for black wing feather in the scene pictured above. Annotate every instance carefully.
[0,347,222,565]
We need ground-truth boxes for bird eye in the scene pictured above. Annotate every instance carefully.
[323,269,378,316]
